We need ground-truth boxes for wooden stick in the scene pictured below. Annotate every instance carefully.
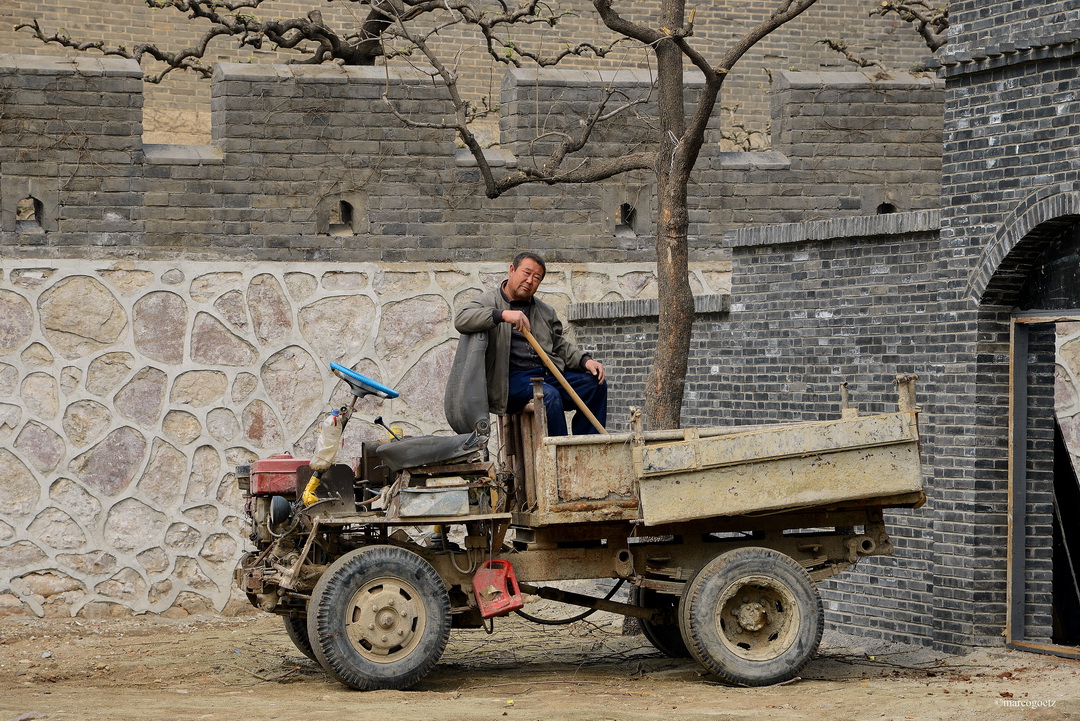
[521,327,607,434]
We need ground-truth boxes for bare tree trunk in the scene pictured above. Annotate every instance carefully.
[644,0,698,431]
[647,174,695,430]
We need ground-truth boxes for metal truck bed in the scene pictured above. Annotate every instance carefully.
[511,376,923,528]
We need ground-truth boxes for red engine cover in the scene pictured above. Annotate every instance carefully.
[250,453,309,495]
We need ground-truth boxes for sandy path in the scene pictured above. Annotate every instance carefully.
[1,613,1077,721]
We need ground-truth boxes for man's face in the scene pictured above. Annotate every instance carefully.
[505,259,545,301]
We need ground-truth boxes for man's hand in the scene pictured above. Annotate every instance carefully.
[502,310,531,332]
[585,358,605,384]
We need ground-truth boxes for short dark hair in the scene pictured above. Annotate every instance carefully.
[511,251,546,277]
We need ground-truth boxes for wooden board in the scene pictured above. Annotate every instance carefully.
[632,411,918,477]
[636,441,923,526]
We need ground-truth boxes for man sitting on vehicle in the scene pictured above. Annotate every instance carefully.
[454,252,607,435]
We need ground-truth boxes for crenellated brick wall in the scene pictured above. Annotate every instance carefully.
[0,0,933,144]
[0,56,943,263]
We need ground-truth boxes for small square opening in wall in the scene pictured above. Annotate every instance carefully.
[329,200,354,236]
[16,197,44,232]
[316,193,367,237]
[615,202,636,238]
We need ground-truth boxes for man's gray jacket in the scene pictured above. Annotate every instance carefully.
[454,283,589,415]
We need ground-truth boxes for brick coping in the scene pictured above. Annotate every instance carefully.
[569,293,729,321]
[726,209,940,249]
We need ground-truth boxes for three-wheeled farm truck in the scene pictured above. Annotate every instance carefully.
[234,332,924,691]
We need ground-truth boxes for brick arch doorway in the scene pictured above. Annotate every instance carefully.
[991,220,1080,657]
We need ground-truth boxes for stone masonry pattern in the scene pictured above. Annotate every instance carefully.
[0,258,723,618]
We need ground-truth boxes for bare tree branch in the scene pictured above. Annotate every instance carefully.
[383,3,653,198]
[381,14,504,197]
[410,0,628,68]
[17,0,397,80]
[592,0,663,48]
[497,152,656,191]
[870,0,949,52]
[817,38,879,68]
[717,0,818,72]
[527,88,649,169]
[660,0,816,179]
[15,18,221,81]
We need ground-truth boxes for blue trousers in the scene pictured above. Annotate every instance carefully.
[506,367,608,436]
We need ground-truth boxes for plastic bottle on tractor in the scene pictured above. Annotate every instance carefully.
[302,407,350,505]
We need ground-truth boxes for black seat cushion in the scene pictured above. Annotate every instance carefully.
[375,433,482,471]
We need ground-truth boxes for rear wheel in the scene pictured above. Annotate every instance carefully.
[679,547,822,686]
[629,585,689,658]
[283,615,316,662]
[307,545,450,690]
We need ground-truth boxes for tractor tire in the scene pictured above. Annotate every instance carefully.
[679,546,823,686]
[307,545,451,690]
[629,585,690,658]
[283,615,317,662]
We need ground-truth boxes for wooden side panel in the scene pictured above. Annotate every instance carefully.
[555,442,637,502]
[524,439,639,526]
[633,411,919,478]
[520,410,923,528]
[637,441,923,526]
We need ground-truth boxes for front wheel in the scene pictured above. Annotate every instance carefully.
[679,547,822,686]
[307,545,451,690]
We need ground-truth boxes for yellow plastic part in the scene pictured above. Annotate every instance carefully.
[301,473,322,507]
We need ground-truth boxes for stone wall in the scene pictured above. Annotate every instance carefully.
[0,54,948,619]
[1057,324,1080,473]
[6,0,1079,657]
[0,257,726,617]
[0,0,932,144]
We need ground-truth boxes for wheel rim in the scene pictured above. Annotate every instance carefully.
[345,576,426,664]
[714,574,800,661]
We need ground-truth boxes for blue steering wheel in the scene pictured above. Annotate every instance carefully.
[330,362,399,399]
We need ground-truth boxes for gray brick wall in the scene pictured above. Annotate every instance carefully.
[0,56,144,247]
[573,211,944,646]
[0,0,933,142]
[570,209,1066,651]
[569,3,1080,653]
[0,56,943,264]
[943,2,1080,62]
[931,6,1080,649]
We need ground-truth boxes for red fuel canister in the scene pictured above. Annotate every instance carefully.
[472,560,524,618]
[250,453,309,495]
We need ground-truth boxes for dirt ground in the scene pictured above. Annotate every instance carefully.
[1,610,1078,721]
